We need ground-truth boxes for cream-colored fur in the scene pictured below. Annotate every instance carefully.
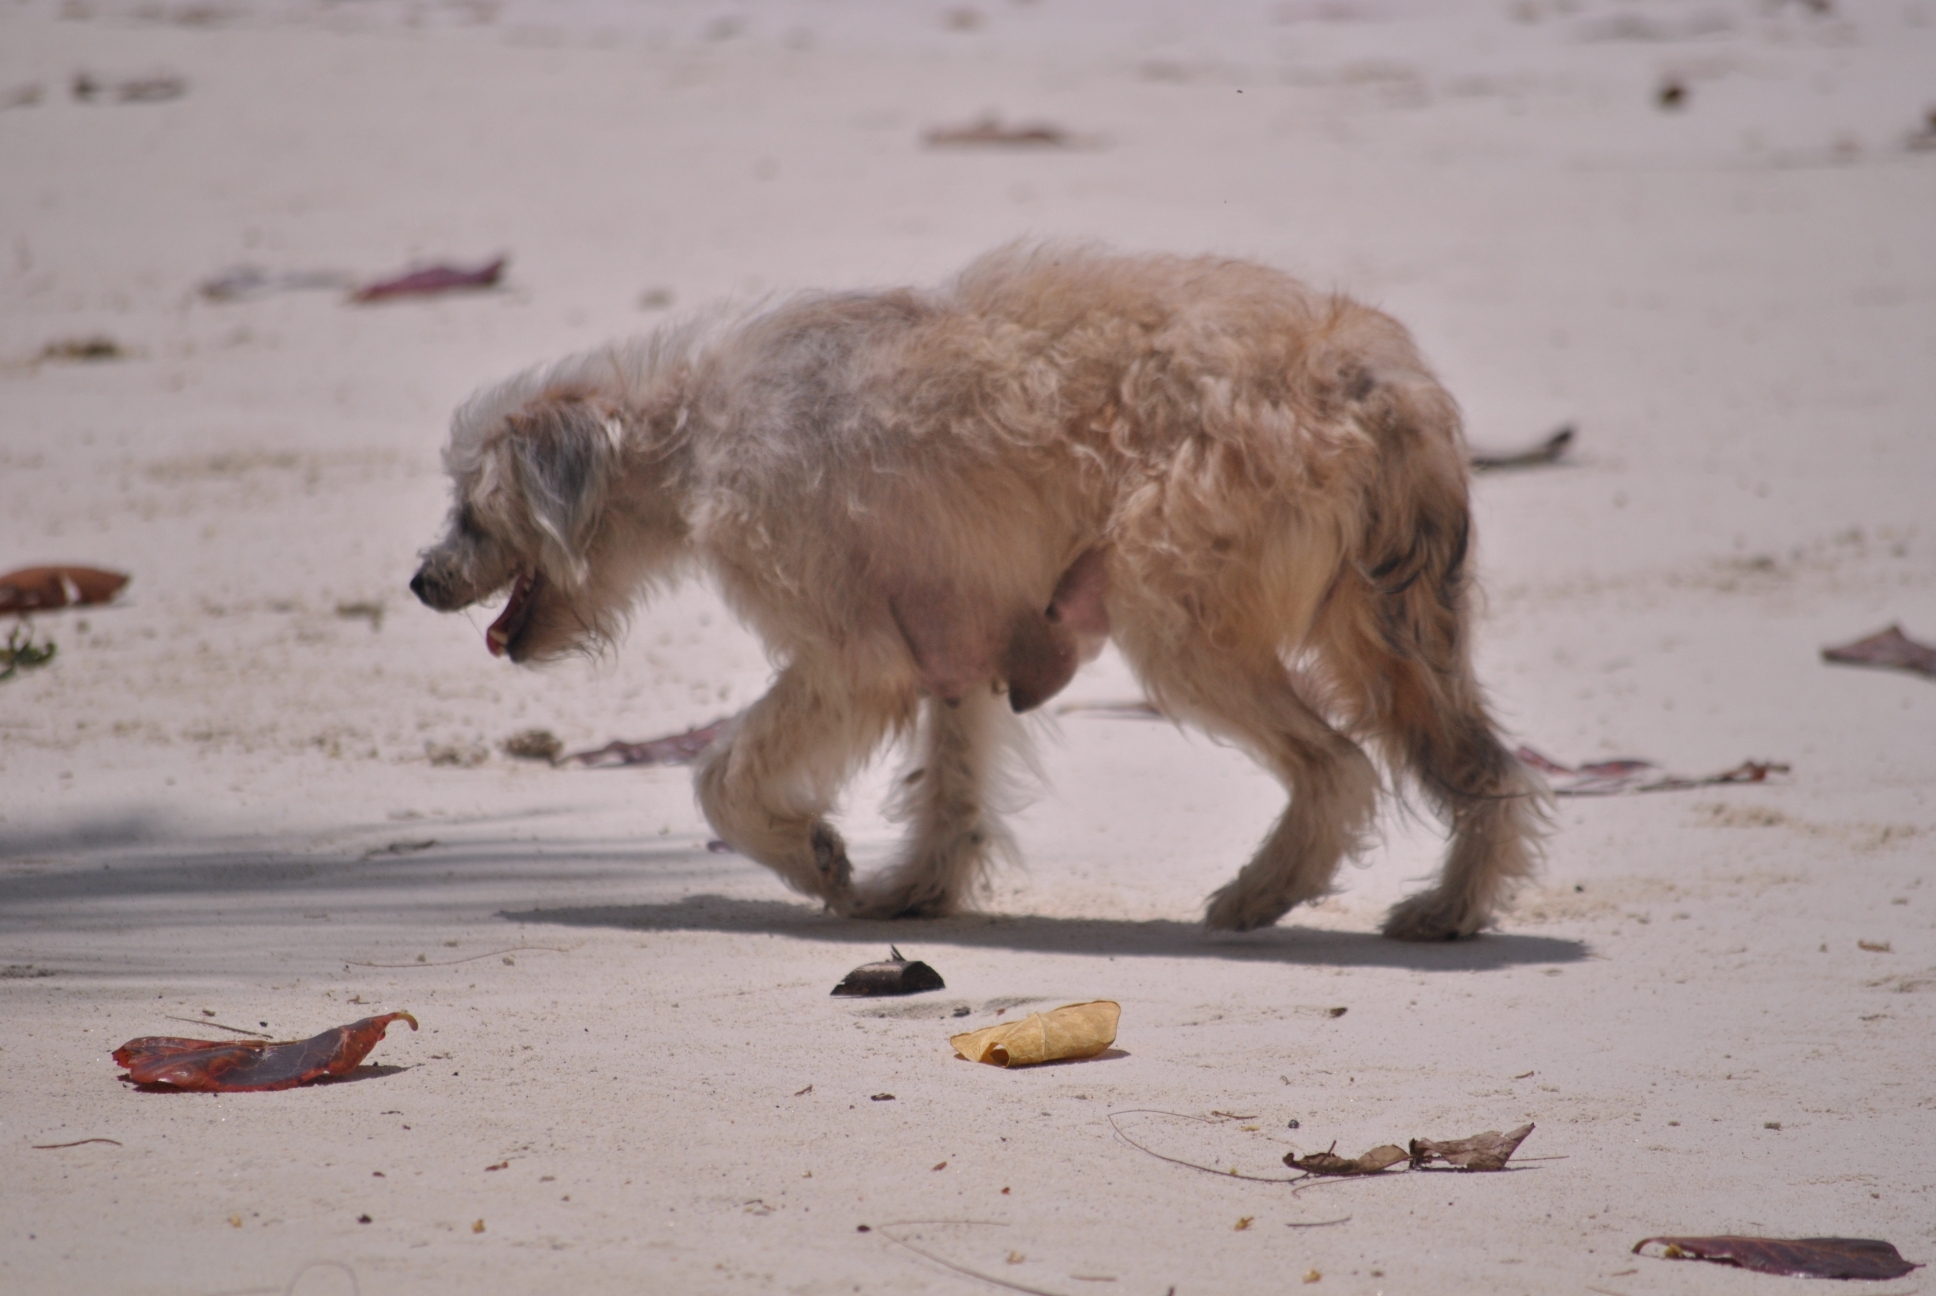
[411,244,1544,939]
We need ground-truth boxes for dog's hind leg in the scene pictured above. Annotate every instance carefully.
[850,686,1018,918]
[1325,608,1546,941]
[1317,502,1545,941]
[694,661,906,912]
[1119,626,1380,933]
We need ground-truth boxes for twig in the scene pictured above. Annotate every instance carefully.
[874,1221,1072,1296]
[1107,1110,1309,1184]
[162,1015,270,1037]
[32,1137,123,1149]
[345,945,569,969]
[285,1261,360,1296]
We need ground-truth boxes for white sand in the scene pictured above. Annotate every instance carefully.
[3,1,1933,1292]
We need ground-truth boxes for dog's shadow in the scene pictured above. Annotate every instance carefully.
[499,894,1586,971]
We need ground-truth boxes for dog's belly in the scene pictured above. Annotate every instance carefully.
[887,546,1109,713]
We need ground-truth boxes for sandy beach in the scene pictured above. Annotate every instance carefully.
[3,1,1933,1292]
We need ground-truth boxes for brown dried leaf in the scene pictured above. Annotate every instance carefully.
[1408,1123,1534,1170]
[1284,1142,1407,1175]
[1517,746,1789,796]
[1633,1235,1922,1280]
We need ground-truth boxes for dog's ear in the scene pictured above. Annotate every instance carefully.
[504,396,625,587]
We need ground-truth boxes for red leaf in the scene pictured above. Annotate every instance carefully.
[113,1013,417,1092]
[0,566,129,612]
[1823,625,1936,679]
[1634,1235,1922,1280]
[351,258,506,303]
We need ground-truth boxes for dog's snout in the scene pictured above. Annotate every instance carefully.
[409,567,435,606]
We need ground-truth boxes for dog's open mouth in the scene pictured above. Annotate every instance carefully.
[486,571,541,658]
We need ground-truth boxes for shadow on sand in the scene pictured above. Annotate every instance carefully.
[500,894,1588,972]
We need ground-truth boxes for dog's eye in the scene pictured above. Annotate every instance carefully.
[456,503,486,539]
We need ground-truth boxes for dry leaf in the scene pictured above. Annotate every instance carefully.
[1408,1123,1534,1170]
[950,1000,1119,1067]
[1517,746,1788,796]
[1284,1142,1407,1175]
[560,717,733,767]
[351,257,506,303]
[0,566,129,612]
[1633,1236,1922,1280]
[1822,625,1936,680]
[113,1012,417,1092]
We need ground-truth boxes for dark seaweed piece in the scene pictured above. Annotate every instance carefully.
[831,947,946,997]
[113,1012,417,1092]
[1633,1236,1921,1280]
[0,622,57,682]
[1470,425,1573,471]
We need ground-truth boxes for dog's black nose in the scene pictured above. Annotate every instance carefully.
[408,569,430,604]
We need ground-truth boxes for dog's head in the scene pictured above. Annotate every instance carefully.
[410,382,638,663]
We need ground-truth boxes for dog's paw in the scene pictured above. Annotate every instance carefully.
[1202,882,1294,933]
[1381,892,1487,941]
[810,822,854,899]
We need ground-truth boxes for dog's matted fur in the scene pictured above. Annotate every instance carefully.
[411,245,1543,939]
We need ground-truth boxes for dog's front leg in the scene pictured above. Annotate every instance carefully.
[692,662,894,912]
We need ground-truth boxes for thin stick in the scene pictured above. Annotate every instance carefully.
[32,1137,123,1149]
[1106,1109,1310,1184]
[345,945,570,969]
[162,1015,270,1037]
[874,1221,1072,1296]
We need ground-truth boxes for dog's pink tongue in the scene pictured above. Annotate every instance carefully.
[486,576,530,657]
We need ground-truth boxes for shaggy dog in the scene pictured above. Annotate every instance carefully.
[410,245,1543,939]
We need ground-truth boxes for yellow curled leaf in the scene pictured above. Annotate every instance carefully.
[950,1000,1120,1067]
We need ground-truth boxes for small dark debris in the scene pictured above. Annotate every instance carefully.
[1286,1118,1301,1129]
[924,115,1077,148]
[357,1214,372,1224]
[832,947,946,997]
[1657,78,1687,109]
[38,336,124,362]
[871,1093,895,1102]
[334,600,384,630]
[73,71,187,103]
[501,728,563,762]
[1326,1006,1347,1018]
